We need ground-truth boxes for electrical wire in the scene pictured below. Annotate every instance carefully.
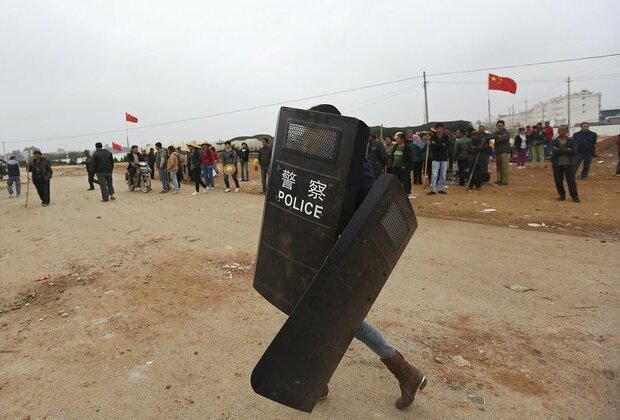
[5,52,620,145]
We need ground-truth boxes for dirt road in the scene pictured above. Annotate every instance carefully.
[0,171,618,419]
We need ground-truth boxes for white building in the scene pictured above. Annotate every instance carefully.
[501,90,601,128]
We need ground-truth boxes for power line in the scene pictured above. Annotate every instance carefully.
[431,72,620,85]
[6,52,620,145]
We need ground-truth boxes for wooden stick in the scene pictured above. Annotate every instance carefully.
[422,140,430,188]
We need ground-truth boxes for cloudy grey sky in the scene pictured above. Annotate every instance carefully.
[1,0,619,152]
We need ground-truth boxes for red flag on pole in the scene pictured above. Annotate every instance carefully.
[125,112,138,123]
[112,142,122,151]
[488,73,517,94]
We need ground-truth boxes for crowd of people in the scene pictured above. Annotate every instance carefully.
[3,123,619,207]
[366,120,619,203]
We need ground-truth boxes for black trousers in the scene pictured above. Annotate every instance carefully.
[191,168,206,192]
[425,158,432,182]
[457,158,469,186]
[149,162,155,179]
[468,164,482,189]
[224,172,240,189]
[412,161,423,184]
[553,164,578,199]
[87,171,99,188]
[393,167,411,195]
[97,173,115,200]
[34,179,50,204]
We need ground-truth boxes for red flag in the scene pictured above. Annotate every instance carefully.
[125,112,138,123]
[488,73,517,94]
[112,142,122,151]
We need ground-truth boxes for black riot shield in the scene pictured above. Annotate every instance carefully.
[251,174,417,413]
[254,107,369,314]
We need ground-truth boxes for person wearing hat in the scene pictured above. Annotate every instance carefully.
[187,141,207,195]
[200,141,217,189]
[28,148,53,206]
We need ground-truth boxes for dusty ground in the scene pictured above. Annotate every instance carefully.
[0,164,618,419]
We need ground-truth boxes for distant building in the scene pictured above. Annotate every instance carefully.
[500,90,601,128]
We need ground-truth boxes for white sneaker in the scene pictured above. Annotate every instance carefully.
[191,191,199,196]
[225,188,231,192]
[234,188,240,193]
[202,188,208,193]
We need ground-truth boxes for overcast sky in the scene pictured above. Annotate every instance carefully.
[1,0,619,152]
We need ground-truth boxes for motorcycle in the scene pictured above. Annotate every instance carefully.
[126,161,152,193]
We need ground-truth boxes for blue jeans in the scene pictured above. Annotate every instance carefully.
[355,320,396,360]
[201,165,214,187]
[573,153,592,179]
[159,167,170,191]
[260,165,269,192]
[7,176,21,196]
[170,170,179,191]
[431,161,448,192]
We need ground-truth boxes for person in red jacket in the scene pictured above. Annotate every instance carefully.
[199,141,218,189]
[544,121,554,157]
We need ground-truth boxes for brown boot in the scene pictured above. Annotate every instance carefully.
[317,384,329,401]
[381,351,427,410]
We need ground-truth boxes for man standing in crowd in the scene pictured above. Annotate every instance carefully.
[530,125,546,168]
[551,125,579,202]
[410,132,426,185]
[5,156,21,198]
[487,120,511,185]
[83,149,97,190]
[220,141,240,193]
[28,149,52,207]
[155,142,169,193]
[453,129,471,186]
[91,142,115,202]
[427,123,449,195]
[572,122,597,180]
[467,130,489,190]
[367,134,387,179]
[477,125,490,180]
[147,148,156,179]
[167,145,180,193]
[200,141,216,189]
[258,137,272,193]
[384,135,396,174]
[239,142,250,181]
[187,142,207,195]
[391,132,412,198]
[544,121,554,158]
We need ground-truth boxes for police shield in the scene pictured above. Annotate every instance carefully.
[254,107,369,314]
[251,175,418,412]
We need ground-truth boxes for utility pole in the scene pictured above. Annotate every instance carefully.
[2,140,5,160]
[525,99,528,126]
[423,71,429,124]
[567,76,572,128]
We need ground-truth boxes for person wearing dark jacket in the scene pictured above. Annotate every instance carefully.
[258,138,272,193]
[572,122,597,180]
[92,142,115,202]
[239,142,251,181]
[125,145,143,184]
[552,126,579,202]
[367,134,387,179]
[410,133,426,185]
[83,150,98,190]
[467,131,490,190]
[391,132,412,197]
[147,148,156,179]
[427,123,449,195]
[187,142,207,195]
[5,156,21,197]
[453,129,471,186]
[530,125,546,168]
[220,140,240,192]
[28,148,53,206]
